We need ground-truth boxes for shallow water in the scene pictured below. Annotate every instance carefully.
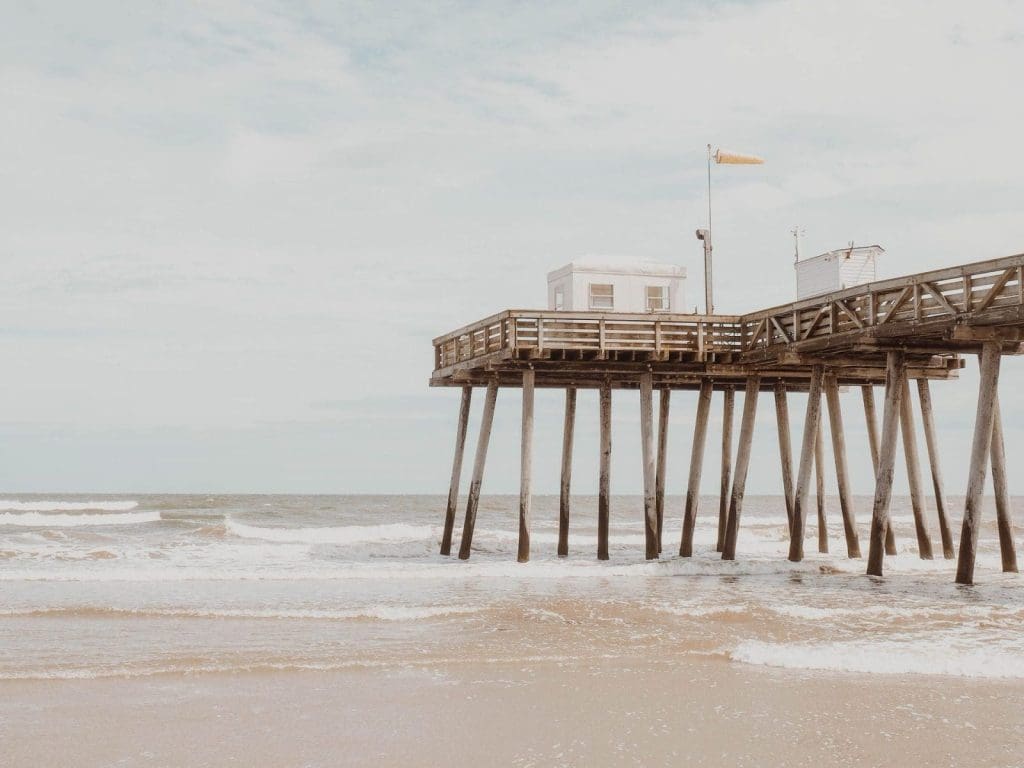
[0,494,1021,681]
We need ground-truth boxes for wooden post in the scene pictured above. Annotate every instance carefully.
[598,383,611,561]
[991,396,1018,573]
[517,370,535,562]
[458,381,498,560]
[716,386,736,552]
[814,420,828,554]
[774,380,795,533]
[440,386,472,556]
[557,388,576,558]
[917,379,954,559]
[899,377,933,560]
[721,376,760,560]
[863,384,896,556]
[680,379,713,557]
[655,389,671,554]
[866,352,906,576]
[824,374,861,558]
[956,343,1002,585]
[640,373,659,560]
[788,366,824,562]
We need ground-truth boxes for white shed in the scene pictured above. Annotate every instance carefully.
[795,245,883,300]
[546,258,686,313]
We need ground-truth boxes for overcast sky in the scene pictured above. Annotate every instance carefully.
[2,1,1023,495]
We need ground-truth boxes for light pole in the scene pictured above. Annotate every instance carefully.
[696,228,712,314]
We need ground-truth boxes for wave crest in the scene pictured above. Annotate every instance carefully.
[0,500,138,512]
[0,511,160,528]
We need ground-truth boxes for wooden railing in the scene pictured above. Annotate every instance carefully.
[739,254,1024,354]
[434,311,744,369]
[432,254,1024,371]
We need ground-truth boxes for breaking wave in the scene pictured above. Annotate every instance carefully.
[731,638,1024,679]
[0,500,138,512]
[226,519,436,544]
[0,511,160,527]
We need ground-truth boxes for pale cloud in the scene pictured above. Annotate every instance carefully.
[0,1,1022,493]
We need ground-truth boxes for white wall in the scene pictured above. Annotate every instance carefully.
[546,270,685,312]
[796,252,876,299]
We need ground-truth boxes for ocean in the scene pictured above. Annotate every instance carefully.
[1,492,1022,683]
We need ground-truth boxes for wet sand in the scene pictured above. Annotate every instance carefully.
[4,657,1023,767]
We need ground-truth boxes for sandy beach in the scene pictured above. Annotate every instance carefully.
[5,659,1024,767]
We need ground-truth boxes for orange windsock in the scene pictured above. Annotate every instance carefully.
[714,149,764,165]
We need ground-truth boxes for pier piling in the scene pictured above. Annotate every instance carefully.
[899,377,933,560]
[440,386,472,556]
[640,373,658,560]
[680,379,712,557]
[917,380,954,558]
[825,374,861,558]
[557,388,576,558]
[990,396,1018,573]
[774,380,795,533]
[517,370,535,563]
[716,386,735,553]
[458,381,498,560]
[867,352,906,576]
[655,389,670,554]
[863,384,897,556]
[814,420,828,554]
[598,384,611,561]
[789,366,824,562]
[956,342,1001,585]
[722,376,760,560]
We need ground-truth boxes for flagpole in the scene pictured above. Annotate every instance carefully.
[705,143,713,315]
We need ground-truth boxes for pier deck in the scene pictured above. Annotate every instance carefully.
[432,253,1024,388]
[431,253,1024,584]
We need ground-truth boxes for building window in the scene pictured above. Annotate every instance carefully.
[554,287,565,310]
[589,283,614,310]
[646,285,669,311]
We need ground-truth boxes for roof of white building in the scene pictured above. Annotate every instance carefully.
[547,257,686,281]
[797,244,885,267]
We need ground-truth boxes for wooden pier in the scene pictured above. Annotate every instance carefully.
[432,253,1024,584]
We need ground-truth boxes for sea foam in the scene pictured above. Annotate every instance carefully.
[0,511,160,527]
[226,519,436,544]
[731,638,1024,679]
[0,500,138,512]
